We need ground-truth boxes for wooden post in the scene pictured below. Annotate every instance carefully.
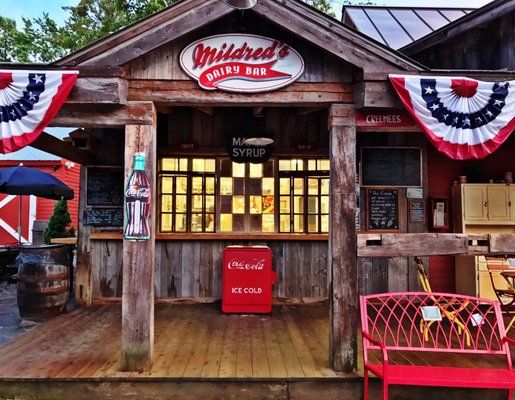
[328,104,357,372]
[121,105,157,371]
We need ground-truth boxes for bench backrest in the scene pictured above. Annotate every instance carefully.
[360,292,511,363]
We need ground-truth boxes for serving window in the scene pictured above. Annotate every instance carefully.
[158,157,329,234]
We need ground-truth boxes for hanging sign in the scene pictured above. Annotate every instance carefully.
[227,134,273,164]
[180,34,304,93]
[355,109,416,128]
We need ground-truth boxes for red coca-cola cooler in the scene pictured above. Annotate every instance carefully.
[222,245,276,313]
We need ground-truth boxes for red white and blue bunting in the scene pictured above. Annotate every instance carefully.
[0,70,78,154]
[389,75,515,159]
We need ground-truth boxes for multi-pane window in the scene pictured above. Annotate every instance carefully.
[158,157,329,234]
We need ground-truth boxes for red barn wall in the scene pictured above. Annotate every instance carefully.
[427,134,515,292]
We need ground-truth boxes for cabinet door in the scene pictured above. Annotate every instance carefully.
[510,186,515,221]
[487,185,510,221]
[462,185,487,221]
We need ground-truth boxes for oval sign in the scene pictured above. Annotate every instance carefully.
[180,34,304,93]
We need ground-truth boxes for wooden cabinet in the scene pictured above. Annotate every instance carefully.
[452,183,515,231]
[455,256,512,300]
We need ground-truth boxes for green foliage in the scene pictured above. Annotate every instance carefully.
[303,0,336,17]
[1,0,341,63]
[43,199,76,245]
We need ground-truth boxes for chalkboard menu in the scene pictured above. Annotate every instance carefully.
[84,208,124,227]
[367,188,399,231]
[409,199,425,224]
[86,167,124,207]
[361,147,421,187]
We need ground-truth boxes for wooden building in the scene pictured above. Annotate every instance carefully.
[3,0,514,387]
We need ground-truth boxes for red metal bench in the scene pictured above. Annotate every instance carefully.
[360,292,515,400]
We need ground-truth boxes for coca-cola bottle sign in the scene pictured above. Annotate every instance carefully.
[124,152,151,240]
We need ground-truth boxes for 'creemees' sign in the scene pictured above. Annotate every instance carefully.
[180,34,304,93]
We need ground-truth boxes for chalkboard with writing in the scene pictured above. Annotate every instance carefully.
[84,208,124,227]
[366,188,399,231]
[361,147,421,187]
[86,167,124,207]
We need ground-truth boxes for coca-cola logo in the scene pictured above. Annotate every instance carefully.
[125,187,150,200]
[227,258,265,270]
[180,34,304,93]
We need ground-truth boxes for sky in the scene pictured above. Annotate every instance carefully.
[0,0,495,26]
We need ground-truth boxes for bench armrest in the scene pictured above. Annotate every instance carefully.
[502,336,515,347]
[362,331,389,377]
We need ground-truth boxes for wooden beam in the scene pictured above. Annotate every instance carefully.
[129,81,354,106]
[328,104,357,373]
[121,115,157,371]
[354,80,403,109]
[31,132,93,165]
[50,101,155,127]
[66,77,128,105]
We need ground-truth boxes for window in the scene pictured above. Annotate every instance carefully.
[158,157,329,234]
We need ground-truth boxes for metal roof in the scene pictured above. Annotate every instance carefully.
[342,6,475,50]
[0,128,74,161]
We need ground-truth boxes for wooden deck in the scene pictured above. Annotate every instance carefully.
[0,302,513,399]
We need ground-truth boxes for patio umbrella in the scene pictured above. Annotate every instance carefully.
[0,165,74,243]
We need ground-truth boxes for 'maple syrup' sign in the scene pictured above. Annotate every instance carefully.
[180,34,304,93]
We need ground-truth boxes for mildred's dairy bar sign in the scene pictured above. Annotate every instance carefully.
[180,34,304,93]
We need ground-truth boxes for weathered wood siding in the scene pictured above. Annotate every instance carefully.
[126,12,354,83]
[90,240,328,299]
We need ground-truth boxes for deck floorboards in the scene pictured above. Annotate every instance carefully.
[0,302,512,380]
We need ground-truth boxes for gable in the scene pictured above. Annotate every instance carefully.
[54,0,423,75]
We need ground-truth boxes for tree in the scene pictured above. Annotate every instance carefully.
[43,199,76,245]
[0,0,338,63]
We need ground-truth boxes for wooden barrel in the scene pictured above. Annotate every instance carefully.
[16,245,71,320]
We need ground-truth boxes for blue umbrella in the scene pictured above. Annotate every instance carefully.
[0,165,74,243]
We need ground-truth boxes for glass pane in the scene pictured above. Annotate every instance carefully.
[262,215,274,233]
[415,10,450,31]
[250,196,262,214]
[321,215,329,233]
[161,214,172,231]
[319,159,330,170]
[192,195,203,212]
[175,214,186,232]
[308,215,318,232]
[249,163,263,178]
[192,177,203,193]
[293,215,304,232]
[221,195,232,213]
[321,178,329,195]
[179,158,188,171]
[176,177,187,194]
[250,214,262,231]
[192,159,204,172]
[262,178,274,195]
[440,10,467,21]
[294,178,304,195]
[308,196,318,213]
[263,196,274,214]
[321,195,329,214]
[346,8,385,44]
[308,159,316,170]
[280,178,290,195]
[233,162,245,177]
[280,196,290,213]
[162,195,173,212]
[205,159,216,172]
[294,196,304,213]
[280,215,290,232]
[162,177,174,193]
[191,214,203,232]
[162,158,178,171]
[206,177,215,194]
[206,196,215,211]
[279,159,291,171]
[176,195,187,212]
[391,10,431,41]
[220,214,232,231]
[293,159,303,171]
[220,178,233,195]
[233,196,245,214]
[250,179,261,195]
[233,178,244,195]
[308,178,319,195]
[365,9,412,49]
[206,214,215,232]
